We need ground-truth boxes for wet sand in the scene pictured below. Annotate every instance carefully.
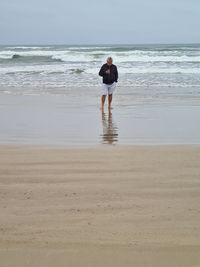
[1,92,200,146]
[0,145,200,267]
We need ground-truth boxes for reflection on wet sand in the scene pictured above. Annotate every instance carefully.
[100,111,118,144]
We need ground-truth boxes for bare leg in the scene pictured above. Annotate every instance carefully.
[108,94,113,110]
[101,95,106,111]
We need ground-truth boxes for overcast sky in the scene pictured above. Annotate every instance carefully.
[0,0,199,45]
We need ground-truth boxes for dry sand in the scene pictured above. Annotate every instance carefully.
[0,145,200,267]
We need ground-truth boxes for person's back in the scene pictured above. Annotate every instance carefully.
[99,57,118,111]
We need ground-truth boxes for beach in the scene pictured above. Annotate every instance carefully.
[0,44,200,266]
[1,145,200,267]
[1,44,200,146]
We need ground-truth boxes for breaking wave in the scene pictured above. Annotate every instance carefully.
[1,44,200,90]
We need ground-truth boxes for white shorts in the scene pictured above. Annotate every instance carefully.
[101,82,116,95]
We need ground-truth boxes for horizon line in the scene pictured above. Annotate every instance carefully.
[1,42,200,46]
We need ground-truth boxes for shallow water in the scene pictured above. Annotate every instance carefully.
[1,89,200,146]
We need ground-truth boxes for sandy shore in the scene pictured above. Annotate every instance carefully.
[0,145,200,266]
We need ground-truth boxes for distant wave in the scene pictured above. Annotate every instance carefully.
[6,46,52,50]
[1,53,200,64]
[3,66,200,75]
[12,54,21,59]
[69,68,84,74]
[0,54,62,63]
[1,44,200,89]
[1,48,200,63]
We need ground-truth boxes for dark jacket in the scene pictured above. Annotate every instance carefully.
[99,63,118,84]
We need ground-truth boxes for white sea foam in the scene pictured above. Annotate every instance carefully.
[6,46,52,49]
[1,44,200,90]
[86,66,200,74]
[67,46,113,50]
[1,49,200,63]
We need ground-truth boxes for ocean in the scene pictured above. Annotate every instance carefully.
[1,44,200,94]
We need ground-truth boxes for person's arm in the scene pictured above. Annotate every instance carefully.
[115,66,118,82]
[99,65,106,77]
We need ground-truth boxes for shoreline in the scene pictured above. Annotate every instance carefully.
[1,91,200,146]
[1,144,200,266]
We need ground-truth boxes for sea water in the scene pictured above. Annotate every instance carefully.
[1,44,200,92]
